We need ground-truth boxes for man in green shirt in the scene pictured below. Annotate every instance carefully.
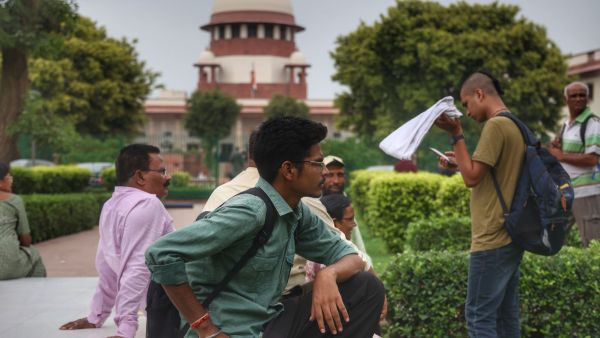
[145,117,385,338]
[435,72,525,337]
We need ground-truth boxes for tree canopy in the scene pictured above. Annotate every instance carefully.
[264,94,310,119]
[185,89,240,176]
[29,16,159,135]
[331,1,569,141]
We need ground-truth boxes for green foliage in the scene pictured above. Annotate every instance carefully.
[164,186,214,201]
[60,135,127,163]
[11,165,91,194]
[185,89,240,177]
[404,216,471,252]
[435,174,471,217]
[382,244,600,337]
[263,94,309,119]
[22,192,110,243]
[347,169,396,217]
[170,171,191,187]
[320,137,394,174]
[28,16,158,135]
[366,173,444,253]
[331,1,569,140]
[101,167,116,191]
[564,225,583,248]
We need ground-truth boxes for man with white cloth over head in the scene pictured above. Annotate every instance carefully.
[379,96,463,159]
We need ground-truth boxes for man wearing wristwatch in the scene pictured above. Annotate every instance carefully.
[434,71,526,337]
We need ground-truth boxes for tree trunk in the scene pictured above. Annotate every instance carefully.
[0,48,29,162]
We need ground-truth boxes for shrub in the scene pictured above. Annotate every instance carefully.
[405,216,471,252]
[382,244,600,337]
[347,170,395,220]
[171,171,191,187]
[101,167,117,191]
[11,166,91,194]
[366,173,444,253]
[564,225,583,248]
[435,174,470,217]
[22,192,110,243]
[165,186,213,201]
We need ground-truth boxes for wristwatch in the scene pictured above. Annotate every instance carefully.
[451,134,464,146]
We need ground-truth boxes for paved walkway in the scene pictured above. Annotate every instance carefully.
[0,202,204,338]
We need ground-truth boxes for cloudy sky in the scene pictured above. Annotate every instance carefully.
[77,0,600,99]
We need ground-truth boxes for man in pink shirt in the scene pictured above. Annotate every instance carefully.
[60,144,174,338]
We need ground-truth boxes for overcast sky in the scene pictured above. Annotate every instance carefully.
[77,0,600,99]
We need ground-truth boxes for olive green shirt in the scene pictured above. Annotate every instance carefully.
[145,178,357,338]
[470,116,526,252]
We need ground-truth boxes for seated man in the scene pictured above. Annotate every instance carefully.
[60,144,174,338]
[146,117,385,338]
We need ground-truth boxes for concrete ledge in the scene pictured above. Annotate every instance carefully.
[0,277,146,338]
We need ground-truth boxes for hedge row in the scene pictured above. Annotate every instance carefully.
[382,243,600,337]
[22,193,110,243]
[101,168,192,190]
[165,186,213,201]
[12,166,91,194]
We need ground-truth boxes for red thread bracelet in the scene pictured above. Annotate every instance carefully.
[190,312,210,329]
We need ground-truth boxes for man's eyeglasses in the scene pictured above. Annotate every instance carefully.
[294,160,326,170]
[145,168,167,176]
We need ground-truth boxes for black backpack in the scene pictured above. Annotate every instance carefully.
[490,113,574,256]
[146,187,278,338]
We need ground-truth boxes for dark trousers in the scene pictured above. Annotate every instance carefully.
[263,271,385,338]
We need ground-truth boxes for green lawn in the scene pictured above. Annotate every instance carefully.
[358,215,394,273]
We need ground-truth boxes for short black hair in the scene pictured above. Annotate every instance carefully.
[116,144,161,185]
[0,162,9,180]
[248,130,258,161]
[253,116,327,183]
[320,194,352,221]
[461,70,504,97]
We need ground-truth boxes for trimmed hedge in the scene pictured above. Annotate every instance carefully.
[405,216,471,252]
[101,167,117,191]
[366,173,444,253]
[22,192,110,243]
[12,166,91,194]
[171,171,191,187]
[165,186,213,201]
[382,243,600,337]
[435,174,470,217]
[347,170,396,218]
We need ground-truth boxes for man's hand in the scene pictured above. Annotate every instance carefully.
[434,114,463,136]
[548,142,563,161]
[439,151,458,170]
[380,295,388,321]
[310,268,349,335]
[59,317,96,330]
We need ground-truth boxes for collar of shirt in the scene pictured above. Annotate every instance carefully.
[255,177,301,223]
[575,107,593,124]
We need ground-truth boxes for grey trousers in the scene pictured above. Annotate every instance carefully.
[572,193,600,247]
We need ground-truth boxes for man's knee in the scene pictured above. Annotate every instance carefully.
[340,271,385,303]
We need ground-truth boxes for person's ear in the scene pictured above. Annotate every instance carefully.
[476,88,485,101]
[280,161,297,181]
[134,170,146,186]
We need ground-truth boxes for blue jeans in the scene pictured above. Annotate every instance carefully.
[466,242,524,338]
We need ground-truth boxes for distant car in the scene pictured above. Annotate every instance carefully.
[10,159,55,167]
[77,162,114,186]
[366,165,394,171]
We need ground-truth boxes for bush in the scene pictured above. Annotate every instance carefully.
[171,171,191,187]
[435,174,470,217]
[366,173,444,253]
[22,192,110,243]
[405,216,471,252]
[382,243,600,337]
[165,186,213,201]
[101,167,117,191]
[11,166,91,194]
[347,170,395,218]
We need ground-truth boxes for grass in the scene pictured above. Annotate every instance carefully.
[357,214,394,273]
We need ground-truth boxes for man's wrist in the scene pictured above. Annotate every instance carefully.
[450,134,465,146]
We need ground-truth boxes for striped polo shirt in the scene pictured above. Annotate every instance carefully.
[560,107,600,198]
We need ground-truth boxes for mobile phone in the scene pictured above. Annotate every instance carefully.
[429,147,455,165]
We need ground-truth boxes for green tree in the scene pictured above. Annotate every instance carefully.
[29,16,158,135]
[264,94,309,119]
[185,90,240,180]
[0,0,76,161]
[331,1,569,141]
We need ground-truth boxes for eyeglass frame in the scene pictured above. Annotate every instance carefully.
[144,167,168,176]
[293,160,326,170]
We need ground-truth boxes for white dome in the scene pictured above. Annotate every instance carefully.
[289,51,307,64]
[212,0,294,15]
[197,50,215,64]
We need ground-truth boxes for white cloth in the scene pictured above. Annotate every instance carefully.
[379,96,463,160]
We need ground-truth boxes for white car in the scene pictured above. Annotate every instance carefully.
[10,159,55,167]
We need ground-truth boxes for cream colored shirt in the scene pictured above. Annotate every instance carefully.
[202,167,371,290]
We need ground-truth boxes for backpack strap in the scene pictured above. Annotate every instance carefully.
[579,114,599,147]
[490,169,509,216]
[201,186,277,308]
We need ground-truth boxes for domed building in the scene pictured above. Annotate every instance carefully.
[142,0,343,179]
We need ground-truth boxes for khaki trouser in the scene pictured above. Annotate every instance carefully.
[572,193,600,247]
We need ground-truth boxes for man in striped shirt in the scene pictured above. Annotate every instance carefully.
[549,82,600,247]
